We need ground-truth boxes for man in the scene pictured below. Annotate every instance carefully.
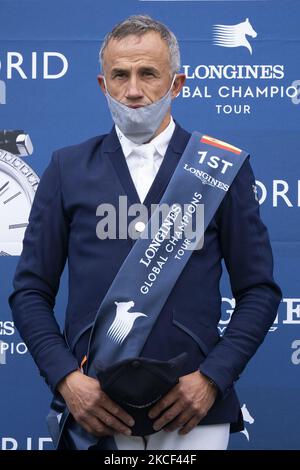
[9,15,281,450]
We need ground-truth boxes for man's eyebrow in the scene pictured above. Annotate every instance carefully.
[139,66,159,75]
[111,67,129,75]
[110,66,160,76]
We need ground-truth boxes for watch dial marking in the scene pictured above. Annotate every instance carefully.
[0,181,9,192]
[3,191,21,204]
[9,223,28,229]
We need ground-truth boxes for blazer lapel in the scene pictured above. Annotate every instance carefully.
[102,126,141,206]
[101,122,191,212]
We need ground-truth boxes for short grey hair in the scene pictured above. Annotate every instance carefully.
[99,15,180,75]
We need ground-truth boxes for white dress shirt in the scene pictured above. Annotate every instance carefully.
[116,117,175,202]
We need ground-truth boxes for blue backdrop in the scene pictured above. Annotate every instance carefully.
[0,0,299,450]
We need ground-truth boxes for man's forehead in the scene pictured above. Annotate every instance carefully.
[103,32,170,69]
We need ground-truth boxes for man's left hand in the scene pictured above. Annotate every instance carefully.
[148,371,218,435]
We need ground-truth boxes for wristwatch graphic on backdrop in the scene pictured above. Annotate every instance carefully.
[0,130,40,256]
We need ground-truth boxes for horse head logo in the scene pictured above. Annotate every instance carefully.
[240,403,255,441]
[107,300,147,345]
[213,18,257,55]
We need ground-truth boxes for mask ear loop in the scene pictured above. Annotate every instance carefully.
[170,74,181,98]
[103,76,109,94]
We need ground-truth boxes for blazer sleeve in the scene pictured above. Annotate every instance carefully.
[8,151,79,392]
[199,156,282,397]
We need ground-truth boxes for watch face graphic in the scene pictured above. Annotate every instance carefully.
[0,131,39,256]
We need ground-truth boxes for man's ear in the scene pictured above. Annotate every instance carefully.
[97,74,107,95]
[171,73,186,99]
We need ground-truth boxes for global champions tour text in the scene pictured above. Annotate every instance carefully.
[139,192,203,295]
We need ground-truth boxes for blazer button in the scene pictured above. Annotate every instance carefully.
[135,221,146,233]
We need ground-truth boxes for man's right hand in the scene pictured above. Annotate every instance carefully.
[57,370,134,437]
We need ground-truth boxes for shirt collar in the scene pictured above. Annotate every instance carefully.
[116,116,175,159]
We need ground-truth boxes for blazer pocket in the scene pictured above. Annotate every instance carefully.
[172,308,220,356]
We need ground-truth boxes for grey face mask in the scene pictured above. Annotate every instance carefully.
[104,75,176,145]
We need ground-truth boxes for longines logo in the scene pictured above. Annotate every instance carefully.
[180,18,300,114]
[220,298,300,334]
[107,301,147,345]
[0,52,68,105]
[213,18,257,55]
[183,164,229,192]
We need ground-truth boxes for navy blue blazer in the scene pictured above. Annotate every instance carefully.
[9,123,282,432]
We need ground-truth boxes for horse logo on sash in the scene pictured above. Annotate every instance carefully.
[107,301,147,344]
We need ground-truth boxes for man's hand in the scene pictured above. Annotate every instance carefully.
[57,370,135,437]
[148,370,218,435]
